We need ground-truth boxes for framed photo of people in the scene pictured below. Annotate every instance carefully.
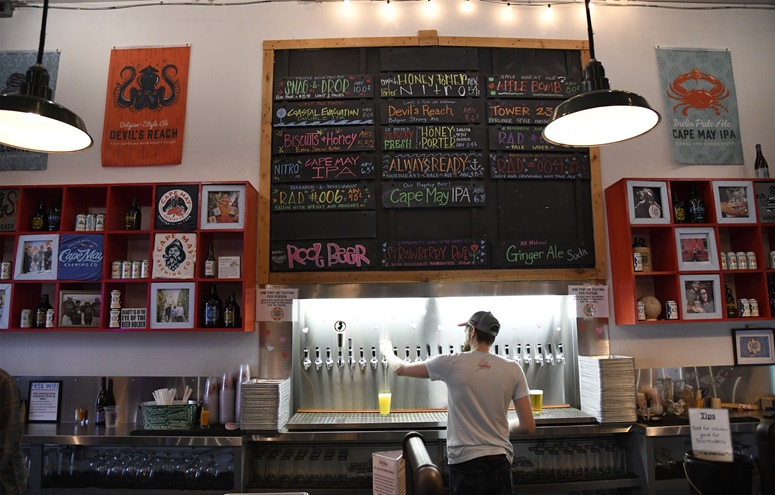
[680,274,722,320]
[59,290,101,328]
[201,184,245,230]
[14,234,59,280]
[712,180,755,224]
[732,328,775,366]
[627,180,670,225]
[675,227,719,271]
[150,282,195,329]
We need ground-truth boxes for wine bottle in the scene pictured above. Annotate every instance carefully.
[672,192,686,224]
[725,285,737,319]
[107,378,117,407]
[755,144,770,178]
[31,201,47,231]
[688,186,705,223]
[35,294,53,329]
[224,292,241,328]
[204,285,224,327]
[125,198,142,230]
[204,243,216,278]
[95,377,108,425]
[47,203,61,231]
[768,274,775,317]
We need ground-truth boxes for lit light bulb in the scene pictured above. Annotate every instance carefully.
[461,0,474,13]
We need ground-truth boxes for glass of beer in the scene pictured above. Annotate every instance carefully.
[378,393,392,415]
[529,389,543,414]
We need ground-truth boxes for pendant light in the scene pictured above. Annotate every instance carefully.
[542,0,660,147]
[0,0,93,153]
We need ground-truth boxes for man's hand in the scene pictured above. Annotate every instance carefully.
[379,340,403,371]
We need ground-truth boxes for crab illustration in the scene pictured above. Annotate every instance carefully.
[667,68,730,116]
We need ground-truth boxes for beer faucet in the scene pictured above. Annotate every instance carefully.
[545,343,555,365]
[523,344,533,366]
[303,348,312,370]
[336,348,345,369]
[404,347,412,363]
[515,344,523,365]
[381,349,389,370]
[325,348,333,370]
[535,344,544,366]
[370,347,379,370]
[556,342,566,365]
[314,347,323,371]
[358,347,367,370]
[415,346,423,362]
[347,339,355,368]
[449,345,455,355]
[504,344,511,360]
[495,345,499,356]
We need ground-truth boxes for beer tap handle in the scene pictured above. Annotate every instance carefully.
[438,345,443,356]
[314,347,323,370]
[523,344,532,365]
[358,347,366,370]
[325,347,333,370]
[404,346,411,363]
[545,343,555,365]
[495,345,499,356]
[415,346,422,362]
[504,344,510,360]
[426,344,431,357]
[535,343,544,366]
[449,345,455,355]
[557,342,566,365]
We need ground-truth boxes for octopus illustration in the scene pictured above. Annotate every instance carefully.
[666,68,730,116]
[113,64,180,112]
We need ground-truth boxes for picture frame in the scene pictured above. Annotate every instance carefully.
[0,283,10,329]
[731,328,775,366]
[753,182,775,223]
[680,274,723,320]
[13,234,59,280]
[627,180,670,224]
[712,180,756,224]
[150,282,195,329]
[59,290,102,328]
[675,227,719,271]
[27,381,63,423]
[201,184,246,230]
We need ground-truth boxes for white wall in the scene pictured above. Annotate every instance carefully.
[1,0,774,374]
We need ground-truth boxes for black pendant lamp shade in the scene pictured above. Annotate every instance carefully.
[0,0,93,153]
[542,0,660,147]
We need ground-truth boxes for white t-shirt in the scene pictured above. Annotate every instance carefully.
[425,350,530,465]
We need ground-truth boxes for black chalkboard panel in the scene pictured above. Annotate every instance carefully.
[382,125,484,151]
[489,152,590,180]
[382,239,488,269]
[381,99,482,124]
[270,239,379,271]
[271,182,375,212]
[486,74,581,99]
[487,100,556,126]
[382,152,485,180]
[274,74,374,101]
[273,126,376,154]
[273,100,375,126]
[380,73,481,98]
[270,210,377,241]
[272,153,377,182]
[488,125,573,152]
[382,181,486,208]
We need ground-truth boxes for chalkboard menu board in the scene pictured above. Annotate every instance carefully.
[263,37,603,282]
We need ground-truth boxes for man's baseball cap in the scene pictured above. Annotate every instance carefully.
[458,311,500,336]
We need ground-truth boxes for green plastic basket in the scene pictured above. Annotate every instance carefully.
[140,401,197,430]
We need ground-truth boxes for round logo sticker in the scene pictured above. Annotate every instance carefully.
[271,306,285,321]
[157,189,194,226]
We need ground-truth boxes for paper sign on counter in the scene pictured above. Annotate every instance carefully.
[688,408,733,462]
[258,288,298,322]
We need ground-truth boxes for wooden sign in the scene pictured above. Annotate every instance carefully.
[486,99,557,126]
[382,181,486,208]
[380,72,481,98]
[486,74,581,99]
[382,152,485,180]
[274,74,374,100]
[489,152,590,179]
[494,239,595,268]
[270,239,379,271]
[488,126,576,152]
[271,182,375,212]
[382,125,484,151]
[274,126,376,154]
[382,239,488,268]
[273,100,375,127]
[381,99,482,124]
[272,154,377,182]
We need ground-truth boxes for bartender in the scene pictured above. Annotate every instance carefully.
[380,311,535,495]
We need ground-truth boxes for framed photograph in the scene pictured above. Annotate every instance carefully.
[680,274,723,320]
[712,180,755,224]
[627,180,670,224]
[59,290,101,328]
[0,283,10,329]
[732,328,775,366]
[27,381,62,423]
[150,282,195,329]
[201,184,246,230]
[13,234,59,280]
[754,182,775,223]
[675,227,719,271]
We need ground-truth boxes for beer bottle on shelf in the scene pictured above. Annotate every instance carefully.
[107,378,117,407]
[95,377,108,425]
[47,203,61,231]
[688,186,705,223]
[755,144,770,178]
[204,243,216,278]
[672,192,686,223]
[204,285,224,327]
[35,294,53,328]
[31,201,47,231]
[768,274,775,316]
[224,292,241,328]
[725,285,737,319]
[125,198,142,230]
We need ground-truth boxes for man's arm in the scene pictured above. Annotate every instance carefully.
[379,340,430,379]
[508,396,536,435]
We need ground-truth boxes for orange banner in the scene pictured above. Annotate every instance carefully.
[101,45,190,167]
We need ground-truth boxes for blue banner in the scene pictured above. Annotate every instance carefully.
[58,234,104,281]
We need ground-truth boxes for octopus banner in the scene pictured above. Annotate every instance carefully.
[101,45,191,167]
[656,48,743,164]
[0,51,60,171]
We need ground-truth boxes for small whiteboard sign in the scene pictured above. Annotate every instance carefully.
[688,408,733,462]
[28,381,62,423]
[569,285,609,318]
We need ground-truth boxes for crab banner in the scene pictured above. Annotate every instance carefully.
[101,45,190,167]
[656,48,742,165]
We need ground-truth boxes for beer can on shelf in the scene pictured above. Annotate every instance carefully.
[45,308,55,328]
[140,260,149,279]
[736,251,748,270]
[121,260,132,279]
[749,298,759,317]
[111,261,121,279]
[633,252,643,272]
[770,250,775,269]
[727,252,738,270]
[0,261,11,279]
[95,214,106,231]
[720,253,727,270]
[738,298,751,317]
[131,260,141,279]
[666,300,678,320]
[746,251,757,270]
[85,214,96,231]
[20,309,32,328]
[637,301,646,321]
[75,214,87,231]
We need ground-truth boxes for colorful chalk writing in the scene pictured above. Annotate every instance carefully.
[270,240,378,271]
[274,74,374,101]
[488,125,576,152]
[489,152,590,179]
[382,181,486,208]
[271,182,375,211]
[272,154,376,182]
[273,100,375,127]
[381,99,482,124]
[486,75,581,99]
[382,239,488,268]
[274,126,376,154]
[382,152,485,179]
[382,125,484,151]
[486,100,557,125]
[494,239,595,268]
[380,73,480,98]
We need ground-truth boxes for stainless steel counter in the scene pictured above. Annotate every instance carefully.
[22,422,243,447]
[633,413,762,437]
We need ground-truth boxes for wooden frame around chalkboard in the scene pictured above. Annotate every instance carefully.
[259,31,603,285]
